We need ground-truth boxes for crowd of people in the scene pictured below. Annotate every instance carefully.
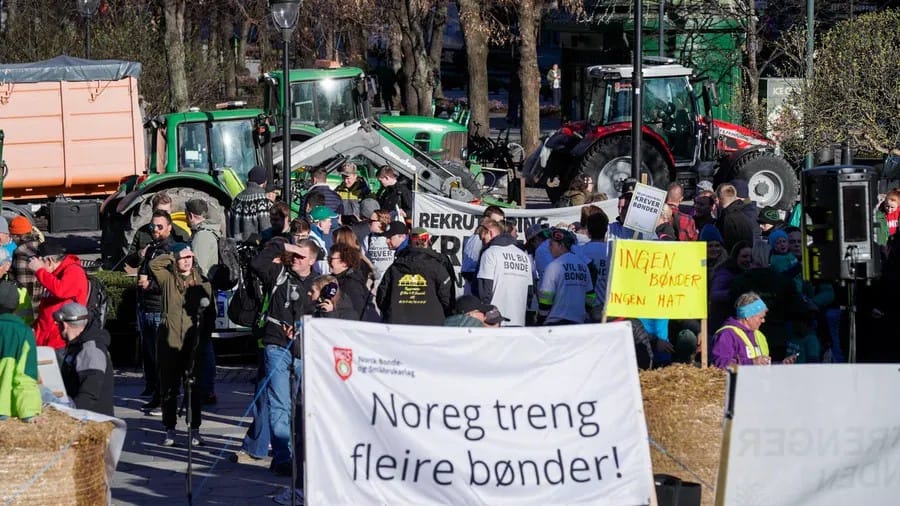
[0,158,881,504]
[0,213,115,424]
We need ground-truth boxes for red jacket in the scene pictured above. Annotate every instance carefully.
[33,255,89,349]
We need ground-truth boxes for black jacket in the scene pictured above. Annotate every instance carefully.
[335,268,370,319]
[61,319,114,416]
[138,235,178,312]
[376,245,453,325]
[377,181,413,215]
[718,200,757,253]
[250,240,316,348]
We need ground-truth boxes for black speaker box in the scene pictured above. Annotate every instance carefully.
[801,165,881,281]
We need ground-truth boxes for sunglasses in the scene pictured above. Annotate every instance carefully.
[151,224,166,230]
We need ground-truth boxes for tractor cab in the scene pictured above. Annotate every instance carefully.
[586,62,699,167]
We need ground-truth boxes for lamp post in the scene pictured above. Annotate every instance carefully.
[77,0,101,59]
[270,0,302,209]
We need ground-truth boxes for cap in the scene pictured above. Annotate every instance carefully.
[384,221,409,237]
[696,180,714,192]
[53,302,90,323]
[37,241,66,258]
[484,305,510,326]
[185,198,209,218]
[309,206,338,222]
[360,198,380,219]
[548,227,576,248]
[248,165,267,185]
[339,162,358,175]
[455,295,490,316]
[525,223,549,241]
[731,179,749,199]
[9,216,31,235]
[411,227,429,237]
[0,280,18,313]
[757,206,783,225]
[0,217,8,235]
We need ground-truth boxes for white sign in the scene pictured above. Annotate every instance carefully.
[622,183,666,235]
[719,365,900,505]
[303,319,654,505]
[413,193,618,286]
[37,346,69,403]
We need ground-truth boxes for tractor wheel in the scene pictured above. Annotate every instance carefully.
[578,135,669,200]
[122,187,228,252]
[733,151,798,211]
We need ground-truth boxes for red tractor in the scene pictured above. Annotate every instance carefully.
[523,59,797,209]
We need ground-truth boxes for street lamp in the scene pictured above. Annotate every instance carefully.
[77,0,101,59]
[270,0,302,209]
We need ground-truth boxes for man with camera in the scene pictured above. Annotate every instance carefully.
[249,237,317,476]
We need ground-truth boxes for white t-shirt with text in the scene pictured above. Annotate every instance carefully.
[477,243,532,326]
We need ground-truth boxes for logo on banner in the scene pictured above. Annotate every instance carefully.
[333,347,353,381]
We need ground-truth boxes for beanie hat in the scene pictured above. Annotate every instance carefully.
[359,198,380,220]
[698,224,724,245]
[768,229,788,248]
[171,242,192,257]
[185,198,209,218]
[9,216,31,235]
[248,165,267,185]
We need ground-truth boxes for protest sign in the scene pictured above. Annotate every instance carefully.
[37,346,69,402]
[717,365,900,505]
[303,318,654,505]
[413,193,618,288]
[605,239,707,319]
[622,183,667,235]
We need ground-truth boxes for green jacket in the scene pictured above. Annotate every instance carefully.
[0,313,41,419]
[149,254,212,350]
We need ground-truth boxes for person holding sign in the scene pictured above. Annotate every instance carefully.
[711,291,798,368]
[537,228,596,325]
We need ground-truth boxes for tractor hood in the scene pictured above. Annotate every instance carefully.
[712,119,774,152]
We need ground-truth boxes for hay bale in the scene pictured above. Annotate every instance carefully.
[641,364,727,506]
[0,408,113,505]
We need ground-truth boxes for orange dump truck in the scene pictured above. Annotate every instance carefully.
[0,55,145,232]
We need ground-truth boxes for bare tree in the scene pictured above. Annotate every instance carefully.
[457,0,491,133]
[163,0,189,111]
[516,0,542,153]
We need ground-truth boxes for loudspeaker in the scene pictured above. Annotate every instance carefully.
[801,165,881,281]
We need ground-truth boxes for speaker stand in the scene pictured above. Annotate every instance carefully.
[845,279,858,363]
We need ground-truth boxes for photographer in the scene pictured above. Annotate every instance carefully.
[249,237,316,476]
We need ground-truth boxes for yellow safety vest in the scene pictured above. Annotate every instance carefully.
[719,325,769,360]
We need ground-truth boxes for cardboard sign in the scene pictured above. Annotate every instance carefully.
[622,183,667,235]
[717,365,900,505]
[303,319,654,505]
[37,346,69,402]
[605,239,707,319]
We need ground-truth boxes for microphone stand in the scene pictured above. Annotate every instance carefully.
[186,296,210,506]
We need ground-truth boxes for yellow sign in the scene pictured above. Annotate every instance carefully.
[605,239,707,319]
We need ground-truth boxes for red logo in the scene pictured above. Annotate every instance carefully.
[333,347,353,381]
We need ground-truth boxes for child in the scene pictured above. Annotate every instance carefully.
[768,229,801,292]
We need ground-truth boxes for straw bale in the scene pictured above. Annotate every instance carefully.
[0,408,113,505]
[641,364,727,506]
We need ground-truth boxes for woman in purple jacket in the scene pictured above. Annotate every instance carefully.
[711,291,798,368]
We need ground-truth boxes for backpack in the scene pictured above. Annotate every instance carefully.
[86,275,109,327]
[212,236,243,291]
[227,264,266,328]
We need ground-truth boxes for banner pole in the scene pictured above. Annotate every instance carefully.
[700,319,708,368]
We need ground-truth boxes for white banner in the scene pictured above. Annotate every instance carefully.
[303,319,653,505]
[719,365,900,505]
[413,193,618,286]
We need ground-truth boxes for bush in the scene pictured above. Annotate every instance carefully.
[91,270,137,324]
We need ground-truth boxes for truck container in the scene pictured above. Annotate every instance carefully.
[0,55,144,231]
